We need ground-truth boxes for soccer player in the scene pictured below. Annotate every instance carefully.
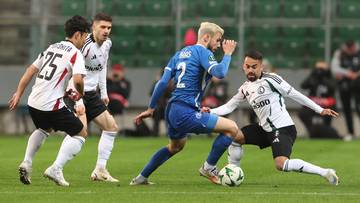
[9,15,90,186]
[64,13,119,182]
[202,50,340,185]
[130,22,239,185]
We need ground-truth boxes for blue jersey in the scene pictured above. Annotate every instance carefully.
[167,45,218,108]
[149,44,231,109]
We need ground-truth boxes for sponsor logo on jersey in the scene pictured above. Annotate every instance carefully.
[257,86,265,94]
[179,50,192,58]
[252,99,270,109]
[85,64,103,71]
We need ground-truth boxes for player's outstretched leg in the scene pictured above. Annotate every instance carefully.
[44,135,86,186]
[19,129,48,185]
[130,138,186,185]
[200,133,232,184]
[279,157,339,185]
[91,130,118,182]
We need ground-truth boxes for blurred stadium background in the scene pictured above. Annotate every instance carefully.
[1,0,360,136]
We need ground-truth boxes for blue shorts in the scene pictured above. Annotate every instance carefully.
[165,101,218,139]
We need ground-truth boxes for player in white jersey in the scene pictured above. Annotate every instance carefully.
[8,15,90,186]
[64,13,119,182]
[201,50,340,185]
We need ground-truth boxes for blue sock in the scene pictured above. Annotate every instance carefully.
[206,133,233,165]
[141,147,173,178]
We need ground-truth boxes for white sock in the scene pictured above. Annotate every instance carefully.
[23,129,48,164]
[54,135,85,169]
[204,161,216,171]
[227,142,243,167]
[96,131,117,168]
[283,159,328,177]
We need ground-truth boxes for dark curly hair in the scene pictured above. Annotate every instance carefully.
[64,15,90,38]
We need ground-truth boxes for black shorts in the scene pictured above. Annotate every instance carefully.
[64,91,107,122]
[241,124,297,158]
[28,105,83,136]
[83,91,107,121]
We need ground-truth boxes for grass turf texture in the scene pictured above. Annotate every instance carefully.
[0,135,359,203]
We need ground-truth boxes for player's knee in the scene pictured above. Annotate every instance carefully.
[228,121,240,137]
[110,122,119,132]
[168,144,184,154]
[103,120,119,132]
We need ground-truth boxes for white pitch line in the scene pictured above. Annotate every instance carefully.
[0,191,359,196]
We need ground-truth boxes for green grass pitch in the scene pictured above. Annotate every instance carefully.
[0,135,359,203]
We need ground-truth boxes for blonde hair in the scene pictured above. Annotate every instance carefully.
[198,22,224,38]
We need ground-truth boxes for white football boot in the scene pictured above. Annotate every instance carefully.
[199,165,220,185]
[324,169,339,185]
[91,167,119,182]
[19,161,32,185]
[129,175,154,186]
[43,165,69,187]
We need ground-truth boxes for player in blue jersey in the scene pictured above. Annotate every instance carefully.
[130,22,239,185]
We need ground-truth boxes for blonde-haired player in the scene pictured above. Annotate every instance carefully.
[130,22,240,185]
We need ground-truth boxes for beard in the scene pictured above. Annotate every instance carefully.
[247,73,257,82]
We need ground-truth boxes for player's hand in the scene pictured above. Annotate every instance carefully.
[345,71,358,80]
[75,103,86,116]
[320,108,339,118]
[8,93,20,111]
[222,39,237,55]
[102,97,109,106]
[134,108,155,125]
[65,88,81,101]
[201,106,211,113]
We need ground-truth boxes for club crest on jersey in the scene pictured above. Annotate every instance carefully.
[208,55,216,61]
[195,112,202,119]
[257,86,265,94]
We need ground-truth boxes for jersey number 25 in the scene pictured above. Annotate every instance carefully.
[38,51,63,81]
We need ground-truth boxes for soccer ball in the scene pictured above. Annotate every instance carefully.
[218,164,244,187]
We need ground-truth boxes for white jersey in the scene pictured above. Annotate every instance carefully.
[28,40,87,111]
[80,34,111,98]
[211,72,324,132]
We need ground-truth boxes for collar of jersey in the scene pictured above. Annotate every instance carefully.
[89,33,96,42]
[195,43,206,49]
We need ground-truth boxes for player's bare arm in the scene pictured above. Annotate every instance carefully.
[9,65,39,110]
[72,74,85,98]
[134,108,155,125]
